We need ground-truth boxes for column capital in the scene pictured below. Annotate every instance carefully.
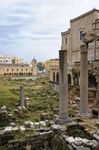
[80,42,88,52]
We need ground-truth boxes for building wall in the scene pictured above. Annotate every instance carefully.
[50,66,59,83]
[70,10,99,65]
[0,55,38,77]
[11,56,23,64]
[0,65,32,76]
[45,59,59,73]
[0,61,37,77]
[61,9,99,67]
[0,55,23,65]
[0,56,12,64]
[61,30,71,66]
[50,9,99,86]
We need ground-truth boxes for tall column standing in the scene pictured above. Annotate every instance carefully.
[20,85,25,108]
[59,50,69,122]
[80,43,88,117]
[96,73,99,120]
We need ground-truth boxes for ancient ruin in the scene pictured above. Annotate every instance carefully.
[80,31,99,118]
[20,85,25,108]
[0,8,99,150]
[79,42,88,117]
[59,50,69,122]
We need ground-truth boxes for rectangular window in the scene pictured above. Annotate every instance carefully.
[80,31,84,40]
[65,37,67,44]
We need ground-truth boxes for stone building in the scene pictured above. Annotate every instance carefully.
[11,56,23,64]
[45,59,59,73]
[50,9,99,86]
[0,55,12,64]
[0,55,23,64]
[0,59,37,77]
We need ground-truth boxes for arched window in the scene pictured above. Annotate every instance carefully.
[56,72,59,83]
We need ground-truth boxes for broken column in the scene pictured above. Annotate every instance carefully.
[59,50,69,122]
[80,43,88,117]
[20,86,25,108]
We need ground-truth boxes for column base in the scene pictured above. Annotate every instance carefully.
[78,112,90,118]
[59,113,70,123]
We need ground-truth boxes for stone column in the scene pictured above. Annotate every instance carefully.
[80,43,88,117]
[20,86,25,108]
[96,73,99,120]
[59,50,69,122]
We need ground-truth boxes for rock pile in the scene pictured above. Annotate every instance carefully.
[63,135,98,150]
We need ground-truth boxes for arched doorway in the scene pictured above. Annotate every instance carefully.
[53,72,55,82]
[68,74,71,85]
[56,72,59,83]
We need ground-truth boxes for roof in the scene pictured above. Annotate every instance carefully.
[61,29,70,36]
[0,63,29,67]
[46,58,59,62]
[70,9,99,23]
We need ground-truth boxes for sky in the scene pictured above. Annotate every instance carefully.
[0,0,99,62]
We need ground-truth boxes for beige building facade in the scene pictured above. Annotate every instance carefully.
[50,9,99,85]
[0,55,12,64]
[45,59,59,73]
[61,9,99,66]
[0,59,37,77]
[0,55,23,65]
[11,56,23,64]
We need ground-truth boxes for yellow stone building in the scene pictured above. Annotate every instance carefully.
[11,56,23,64]
[45,59,59,73]
[0,59,37,77]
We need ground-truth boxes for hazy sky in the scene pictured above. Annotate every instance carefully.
[0,0,99,62]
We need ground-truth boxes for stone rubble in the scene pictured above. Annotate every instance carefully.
[0,118,99,149]
[0,105,13,118]
[64,135,98,149]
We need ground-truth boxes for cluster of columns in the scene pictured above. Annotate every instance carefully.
[59,43,89,122]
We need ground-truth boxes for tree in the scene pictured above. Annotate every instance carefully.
[37,62,45,71]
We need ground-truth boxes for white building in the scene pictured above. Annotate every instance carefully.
[0,55,12,64]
